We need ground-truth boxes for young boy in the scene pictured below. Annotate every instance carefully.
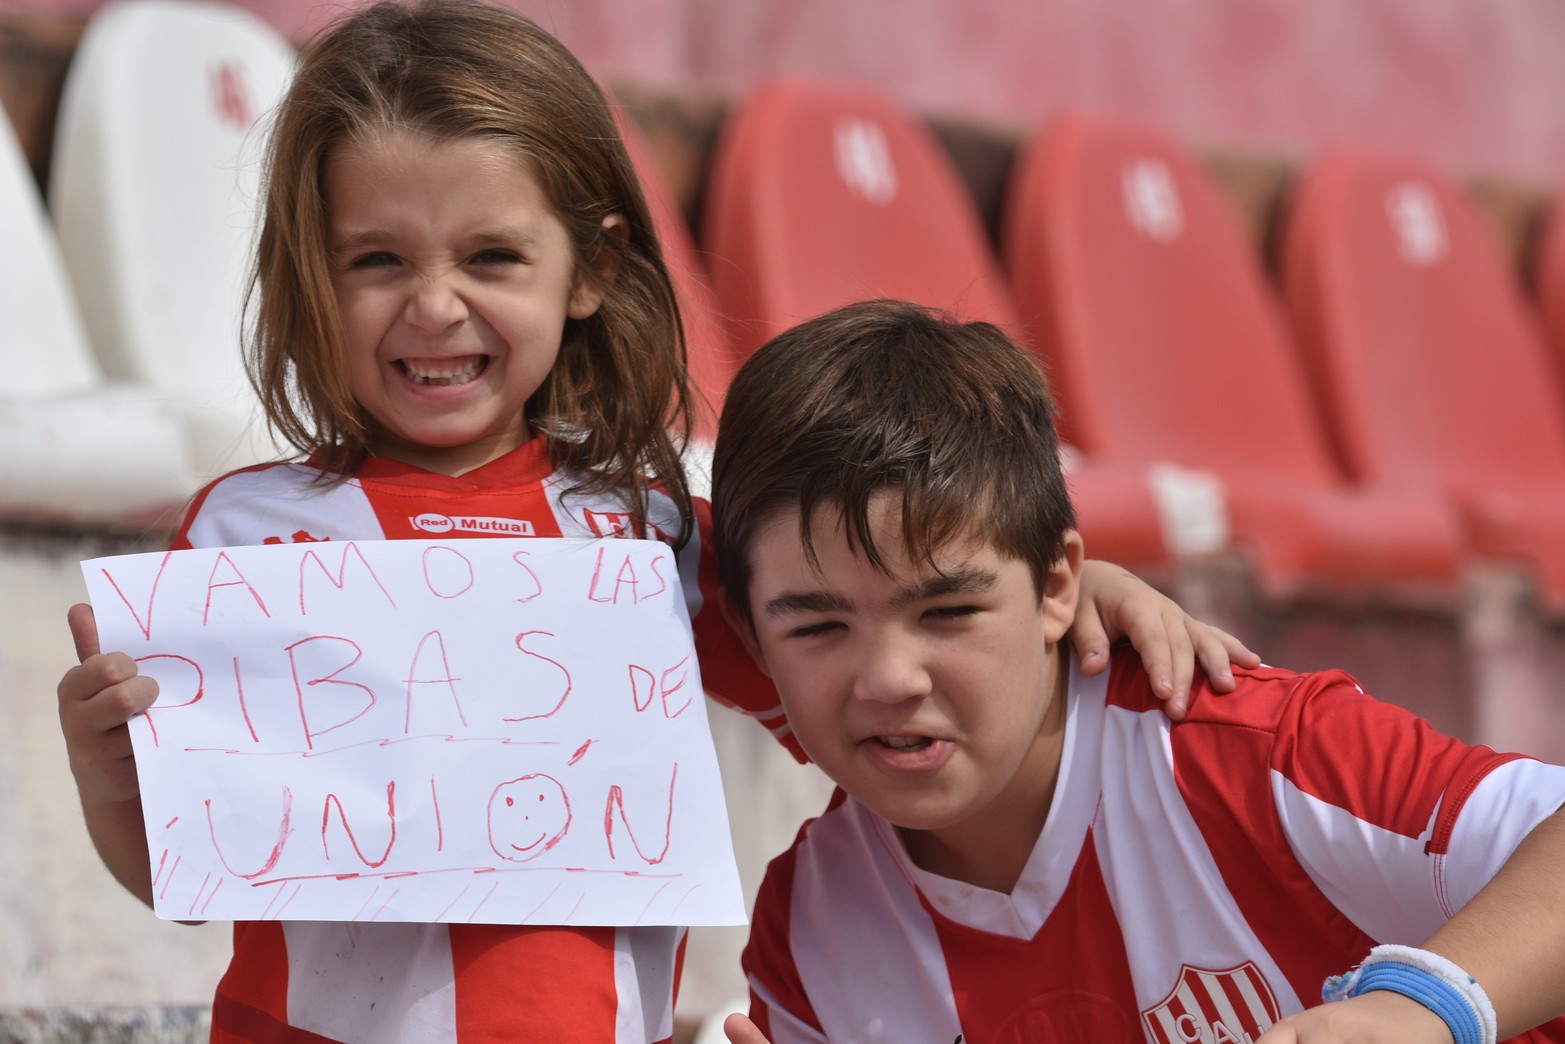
[710,299,1565,1044]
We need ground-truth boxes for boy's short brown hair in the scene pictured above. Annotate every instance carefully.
[712,299,1077,625]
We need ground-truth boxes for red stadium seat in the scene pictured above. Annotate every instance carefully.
[702,79,1170,568]
[702,76,1022,355]
[1061,460,1176,571]
[1279,147,1565,609]
[617,110,741,443]
[1527,194,1565,400]
[1003,115,1464,597]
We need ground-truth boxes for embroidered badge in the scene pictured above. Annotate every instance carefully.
[581,509,667,542]
[1141,962,1280,1044]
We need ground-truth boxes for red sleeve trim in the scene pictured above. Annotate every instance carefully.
[1427,749,1531,856]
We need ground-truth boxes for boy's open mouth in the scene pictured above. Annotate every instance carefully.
[398,355,488,386]
[876,735,934,752]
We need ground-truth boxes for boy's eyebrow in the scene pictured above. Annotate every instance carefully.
[893,567,996,609]
[763,591,855,618]
[761,567,996,618]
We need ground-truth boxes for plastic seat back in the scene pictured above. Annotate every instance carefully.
[1004,114,1336,485]
[703,77,1019,356]
[618,110,741,444]
[1527,193,1565,397]
[1280,148,1565,497]
[0,100,192,521]
[49,0,295,479]
[0,102,97,397]
[1280,147,1565,605]
[1003,115,1464,593]
[705,85,1170,566]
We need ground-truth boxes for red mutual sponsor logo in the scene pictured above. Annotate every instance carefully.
[582,509,668,542]
[409,513,534,536]
[1141,962,1280,1044]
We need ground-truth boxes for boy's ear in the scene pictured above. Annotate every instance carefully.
[718,588,772,678]
[1040,529,1085,646]
[568,213,627,320]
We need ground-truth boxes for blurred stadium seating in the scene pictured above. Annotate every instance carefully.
[1525,190,1565,409]
[702,77,1173,570]
[1278,146,1565,757]
[0,91,192,523]
[703,76,1021,352]
[48,0,294,484]
[1003,113,1466,600]
[616,107,741,455]
[6,3,1565,1038]
[1278,146,1565,612]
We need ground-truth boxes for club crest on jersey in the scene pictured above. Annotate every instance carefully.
[582,509,668,542]
[409,512,535,537]
[1141,962,1280,1044]
[263,529,329,544]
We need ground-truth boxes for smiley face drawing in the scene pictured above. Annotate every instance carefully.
[487,773,572,862]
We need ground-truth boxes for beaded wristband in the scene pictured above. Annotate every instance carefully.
[1321,944,1497,1044]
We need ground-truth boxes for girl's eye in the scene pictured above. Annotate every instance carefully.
[471,249,521,266]
[349,251,399,269]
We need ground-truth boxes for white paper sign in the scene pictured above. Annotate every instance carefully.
[81,538,746,927]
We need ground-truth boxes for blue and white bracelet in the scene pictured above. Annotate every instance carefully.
[1322,944,1497,1044]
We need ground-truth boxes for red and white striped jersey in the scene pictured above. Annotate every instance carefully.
[743,649,1565,1044]
[168,439,785,1043]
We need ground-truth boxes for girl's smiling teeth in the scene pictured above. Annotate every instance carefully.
[398,355,488,386]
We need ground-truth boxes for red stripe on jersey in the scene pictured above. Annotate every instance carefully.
[1270,670,1514,840]
[1122,649,1565,1043]
[688,499,803,762]
[212,920,295,1041]
[332,439,562,541]
[929,831,1142,1042]
[1162,653,1524,844]
[1169,672,1378,1009]
[671,929,688,1014]
[449,924,617,1039]
[743,831,825,1036]
[1214,962,1280,1033]
[746,988,774,1041]
[212,995,344,1043]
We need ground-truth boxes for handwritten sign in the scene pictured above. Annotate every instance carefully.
[81,538,746,927]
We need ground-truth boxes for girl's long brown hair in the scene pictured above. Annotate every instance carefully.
[246,0,694,539]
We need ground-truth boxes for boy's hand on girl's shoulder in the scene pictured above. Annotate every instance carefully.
[1072,562,1260,720]
[1255,992,1454,1043]
[57,603,158,804]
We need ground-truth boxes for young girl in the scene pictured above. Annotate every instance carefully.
[55,2,1252,1041]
